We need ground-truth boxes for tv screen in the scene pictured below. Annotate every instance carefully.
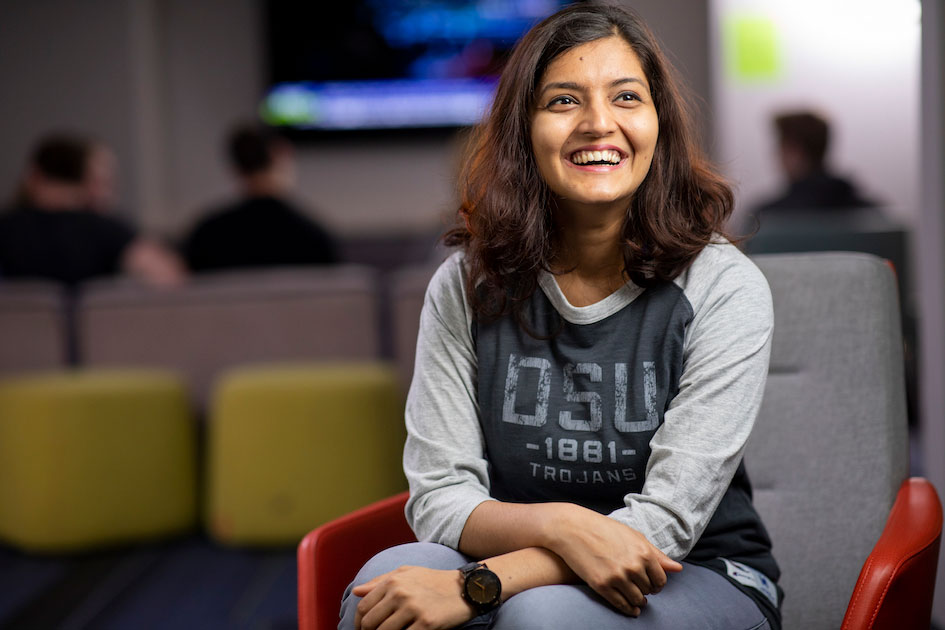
[261,0,576,132]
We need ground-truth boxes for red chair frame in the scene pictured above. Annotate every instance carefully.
[298,492,415,630]
[299,480,941,630]
[840,478,942,629]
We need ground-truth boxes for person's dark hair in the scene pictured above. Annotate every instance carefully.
[228,123,281,175]
[444,3,735,323]
[774,111,829,168]
[31,133,92,183]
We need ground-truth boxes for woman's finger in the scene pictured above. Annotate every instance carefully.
[657,550,684,573]
[358,589,404,630]
[617,575,647,608]
[354,580,390,630]
[599,583,641,617]
[616,554,656,599]
[643,557,668,594]
[352,572,390,597]
[375,605,415,630]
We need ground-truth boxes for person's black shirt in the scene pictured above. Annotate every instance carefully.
[0,205,135,285]
[754,170,875,214]
[182,196,338,272]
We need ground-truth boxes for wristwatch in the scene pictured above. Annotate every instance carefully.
[458,561,502,615]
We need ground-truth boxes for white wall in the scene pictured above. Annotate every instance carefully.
[709,0,921,228]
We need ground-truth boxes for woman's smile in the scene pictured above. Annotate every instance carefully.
[568,144,627,170]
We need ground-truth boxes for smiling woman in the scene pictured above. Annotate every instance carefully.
[336,5,782,630]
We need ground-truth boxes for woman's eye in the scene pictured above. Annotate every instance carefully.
[616,92,641,104]
[547,95,577,108]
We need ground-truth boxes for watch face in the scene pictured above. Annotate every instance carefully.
[466,568,501,605]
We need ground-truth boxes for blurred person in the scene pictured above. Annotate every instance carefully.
[181,123,338,271]
[0,132,185,287]
[751,110,877,216]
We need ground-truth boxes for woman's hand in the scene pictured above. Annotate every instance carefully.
[353,566,477,630]
[541,503,683,616]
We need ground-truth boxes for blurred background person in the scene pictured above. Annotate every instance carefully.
[181,122,338,272]
[750,110,878,219]
[0,132,186,287]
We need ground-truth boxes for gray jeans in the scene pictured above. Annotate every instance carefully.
[339,542,770,630]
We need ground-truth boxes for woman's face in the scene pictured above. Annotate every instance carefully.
[530,35,659,217]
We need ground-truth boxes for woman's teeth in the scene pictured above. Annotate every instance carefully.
[570,149,622,165]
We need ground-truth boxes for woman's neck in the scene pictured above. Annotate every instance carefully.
[551,204,628,306]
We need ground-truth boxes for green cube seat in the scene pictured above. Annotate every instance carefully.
[206,362,406,545]
[0,369,197,551]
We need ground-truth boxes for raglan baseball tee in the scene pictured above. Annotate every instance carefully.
[403,240,781,626]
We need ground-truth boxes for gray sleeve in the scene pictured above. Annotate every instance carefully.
[607,244,774,560]
[403,253,496,547]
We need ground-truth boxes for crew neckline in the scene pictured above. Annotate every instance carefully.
[538,271,644,325]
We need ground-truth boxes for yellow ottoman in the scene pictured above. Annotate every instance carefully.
[0,370,197,552]
[206,362,406,545]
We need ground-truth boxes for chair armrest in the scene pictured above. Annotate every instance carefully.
[842,478,943,630]
[298,492,415,630]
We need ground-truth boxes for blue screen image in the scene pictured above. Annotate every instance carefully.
[261,0,574,131]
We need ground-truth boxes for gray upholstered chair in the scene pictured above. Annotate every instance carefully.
[0,280,68,374]
[749,252,939,628]
[297,252,941,630]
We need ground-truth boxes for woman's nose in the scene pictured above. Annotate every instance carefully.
[578,98,615,136]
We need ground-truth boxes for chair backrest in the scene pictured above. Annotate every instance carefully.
[338,232,442,271]
[77,266,381,407]
[745,208,912,309]
[749,252,908,629]
[0,281,67,374]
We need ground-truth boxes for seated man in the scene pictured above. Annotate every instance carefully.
[181,123,338,272]
[0,133,185,286]
[751,110,878,216]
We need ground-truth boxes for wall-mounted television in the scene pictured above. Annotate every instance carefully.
[260,0,576,133]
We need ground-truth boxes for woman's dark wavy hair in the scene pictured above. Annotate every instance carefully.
[444,2,735,323]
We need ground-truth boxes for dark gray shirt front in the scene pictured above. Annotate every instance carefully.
[476,279,688,513]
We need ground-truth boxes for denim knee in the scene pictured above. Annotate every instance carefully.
[338,542,469,630]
